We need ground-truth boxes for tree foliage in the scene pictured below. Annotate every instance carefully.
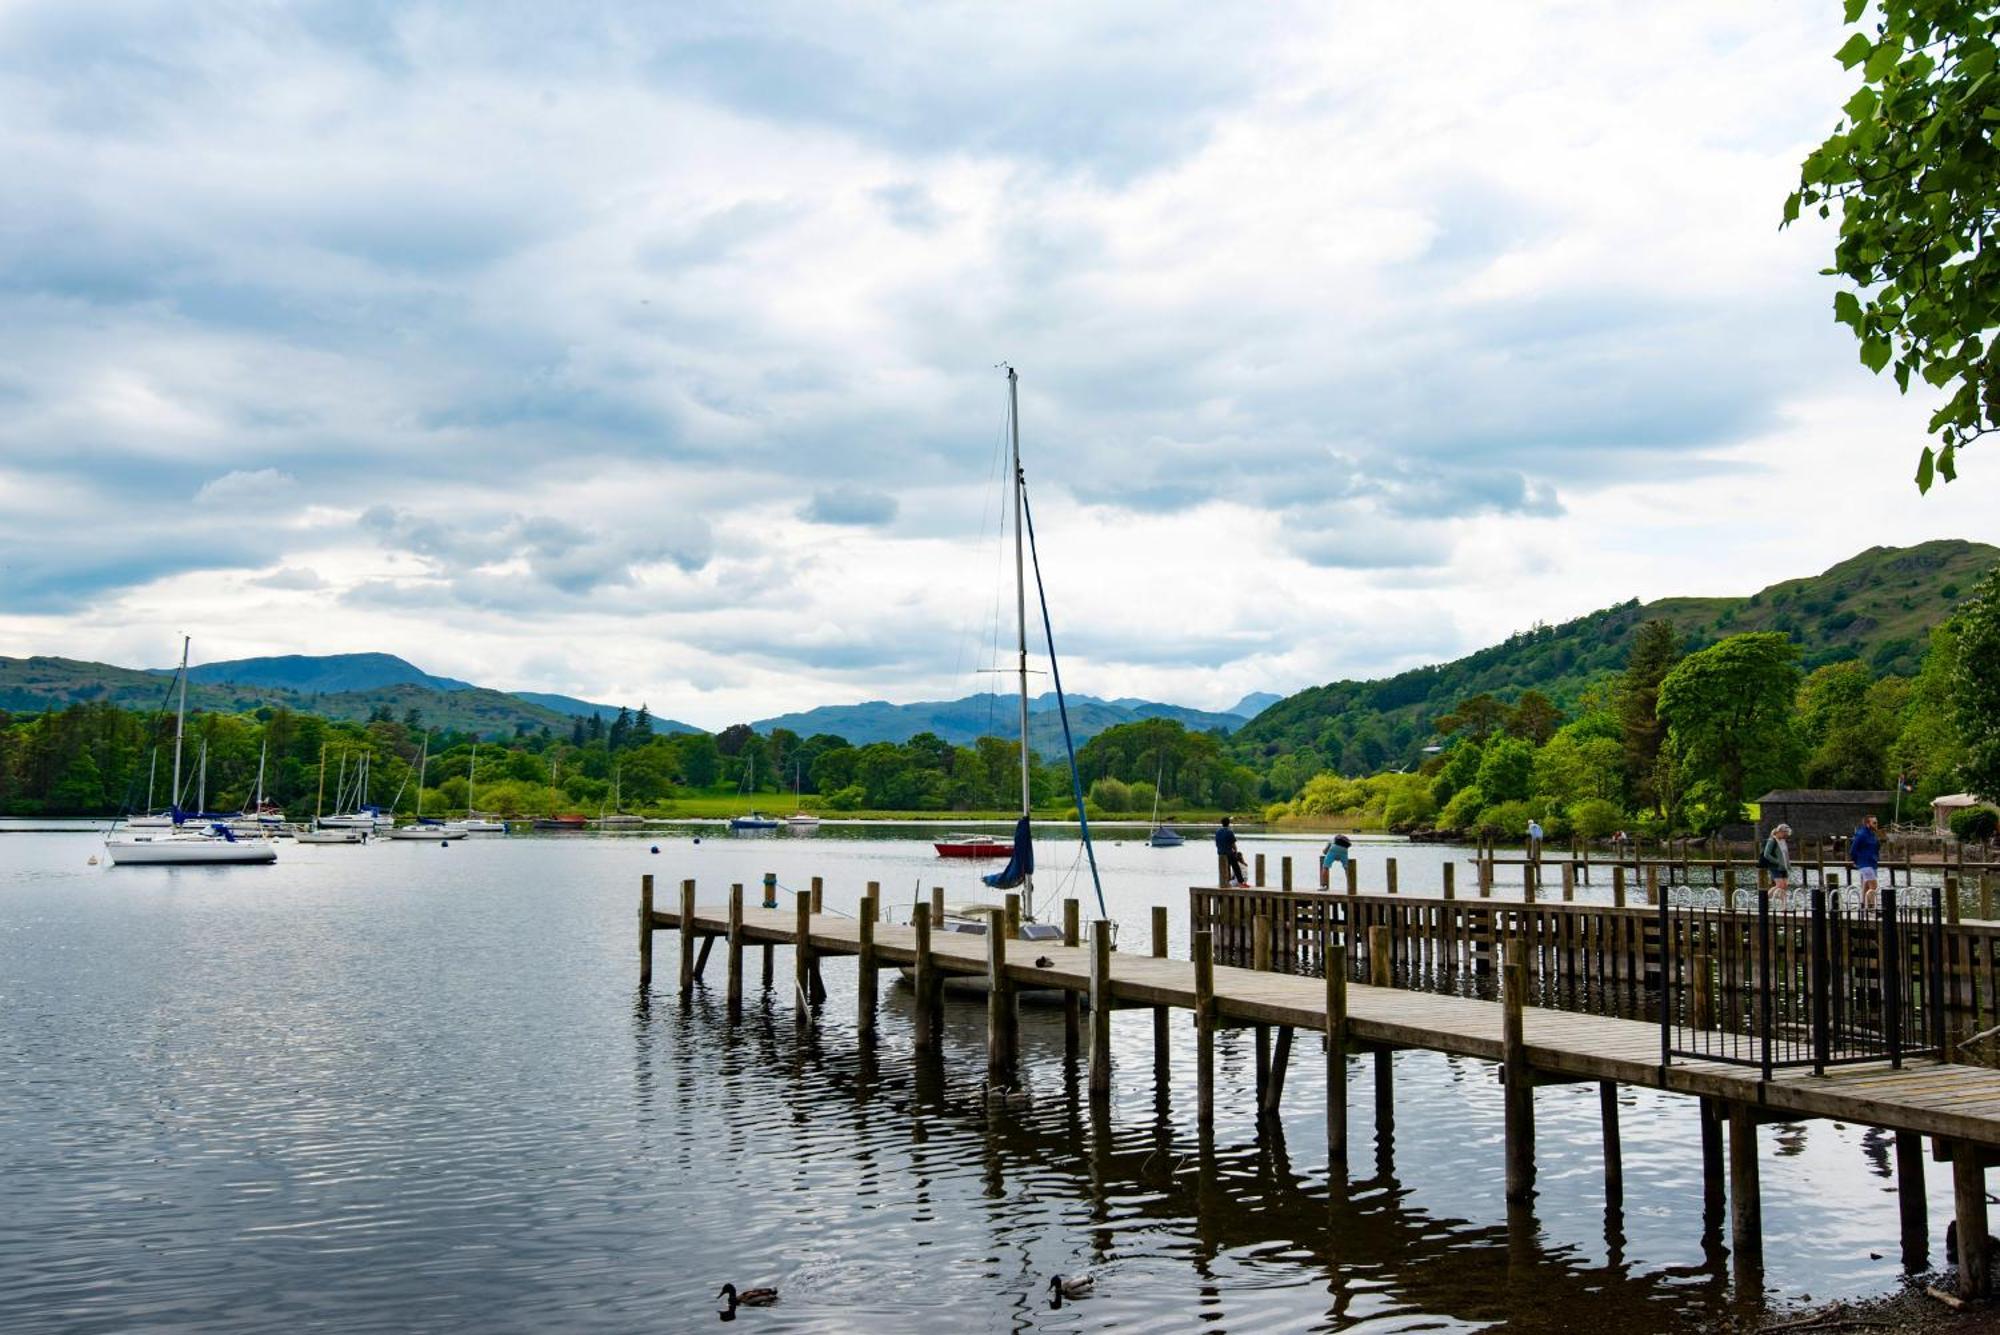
[1657,633,1803,820]
[1951,562,2000,796]
[1786,0,2000,488]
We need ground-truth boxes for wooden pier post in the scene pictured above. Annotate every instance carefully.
[1896,1129,1927,1271]
[1982,873,1994,921]
[929,884,943,925]
[1954,1140,1991,1299]
[856,889,878,1039]
[761,872,778,988]
[811,876,824,915]
[1700,1097,1725,1217]
[1503,936,1535,1202]
[1612,865,1627,909]
[1063,898,1082,1060]
[639,874,654,988]
[1442,862,1456,900]
[912,908,936,1051]
[1255,852,1266,887]
[1344,860,1358,896]
[1729,1103,1763,1281]
[1645,864,1660,907]
[1325,942,1348,1168]
[1281,855,1293,891]
[1089,920,1112,1099]
[987,906,1017,1076]
[679,878,698,997]
[1253,915,1273,1103]
[1151,905,1171,1078]
[1369,925,1391,989]
[1194,931,1216,1124]
[1525,861,1538,903]
[1004,891,1021,944]
[1479,858,1492,898]
[1561,862,1575,903]
[793,891,812,1022]
[1386,857,1399,895]
[1599,1081,1622,1206]
[726,882,744,1018]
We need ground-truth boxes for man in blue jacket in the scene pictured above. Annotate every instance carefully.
[1849,814,1882,910]
[1215,817,1249,887]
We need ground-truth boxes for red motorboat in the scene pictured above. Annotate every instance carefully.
[934,834,1013,858]
[533,814,589,830]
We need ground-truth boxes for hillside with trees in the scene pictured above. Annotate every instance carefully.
[1236,539,1997,789]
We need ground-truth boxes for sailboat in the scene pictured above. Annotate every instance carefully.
[298,744,369,843]
[105,637,278,866]
[728,750,779,831]
[388,732,463,839]
[532,756,589,829]
[596,763,646,828]
[786,762,820,828]
[227,738,289,836]
[1146,755,1183,847]
[927,368,1106,943]
[460,742,508,833]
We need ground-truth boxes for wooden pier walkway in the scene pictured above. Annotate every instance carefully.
[640,875,2000,1300]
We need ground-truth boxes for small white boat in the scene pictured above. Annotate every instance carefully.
[387,822,463,841]
[459,817,508,834]
[787,813,821,827]
[297,827,368,845]
[106,828,279,866]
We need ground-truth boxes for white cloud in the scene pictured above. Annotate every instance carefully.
[0,2,1995,729]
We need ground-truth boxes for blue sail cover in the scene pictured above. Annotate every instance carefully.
[982,817,1034,890]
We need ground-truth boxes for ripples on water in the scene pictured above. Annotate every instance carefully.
[0,828,1959,1332]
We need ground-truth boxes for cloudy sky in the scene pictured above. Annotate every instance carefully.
[3,2,1996,729]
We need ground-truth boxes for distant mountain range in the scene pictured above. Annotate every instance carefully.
[1235,538,2000,776]
[753,691,1255,755]
[0,651,699,738]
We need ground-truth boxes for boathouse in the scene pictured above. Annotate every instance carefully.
[1755,789,1892,843]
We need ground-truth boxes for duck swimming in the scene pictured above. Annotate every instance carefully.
[717,1283,778,1311]
[1047,1274,1094,1308]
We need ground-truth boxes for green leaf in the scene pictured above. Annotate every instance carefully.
[1836,32,1874,69]
[1782,192,1802,226]
[1860,336,1892,372]
[1843,0,1866,21]
[1833,289,1863,328]
[1916,445,1935,492]
[1939,443,1958,482]
[1865,40,1902,81]
[1896,360,1912,392]
[1845,86,1879,122]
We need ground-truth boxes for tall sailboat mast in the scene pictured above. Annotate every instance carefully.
[1008,367,1031,820]
[316,745,327,820]
[170,636,189,816]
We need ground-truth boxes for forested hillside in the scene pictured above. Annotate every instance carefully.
[1236,540,1997,785]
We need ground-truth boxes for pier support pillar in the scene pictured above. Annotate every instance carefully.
[1561,863,1575,903]
[912,910,936,1052]
[793,892,813,1024]
[1344,860,1358,896]
[1955,1140,1991,1299]
[1600,1081,1622,1207]
[856,891,878,1040]
[1151,906,1171,1082]
[1442,862,1456,899]
[725,883,744,1018]
[1194,931,1216,1124]
[1325,942,1348,1170]
[1896,1129,1927,1272]
[1264,1026,1292,1117]
[1253,915,1273,1105]
[1699,1097,1725,1220]
[987,907,1017,1077]
[1063,899,1082,1061]
[1089,920,1112,1100]
[679,879,698,997]
[1385,857,1398,895]
[1728,1103,1762,1283]
[639,874,654,988]
[1368,926,1391,989]
[1502,937,1535,1202]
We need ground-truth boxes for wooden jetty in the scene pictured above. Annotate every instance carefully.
[640,873,2000,1299]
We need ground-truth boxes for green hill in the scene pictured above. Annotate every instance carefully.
[753,691,1245,756]
[1235,539,1999,777]
[0,655,581,736]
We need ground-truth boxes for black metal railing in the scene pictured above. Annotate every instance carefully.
[1658,885,1945,1078]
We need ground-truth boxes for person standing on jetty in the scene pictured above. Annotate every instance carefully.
[1849,813,1882,911]
[1760,823,1794,906]
[1320,834,1352,889]
[1525,817,1544,861]
[1215,817,1249,887]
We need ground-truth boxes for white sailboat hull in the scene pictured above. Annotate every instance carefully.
[105,835,278,866]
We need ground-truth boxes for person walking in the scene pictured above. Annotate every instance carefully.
[1525,817,1544,862]
[1215,816,1249,887]
[1849,813,1882,911]
[1319,834,1352,889]
[1759,822,1793,907]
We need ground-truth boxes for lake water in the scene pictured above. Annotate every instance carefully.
[0,825,1959,1331]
